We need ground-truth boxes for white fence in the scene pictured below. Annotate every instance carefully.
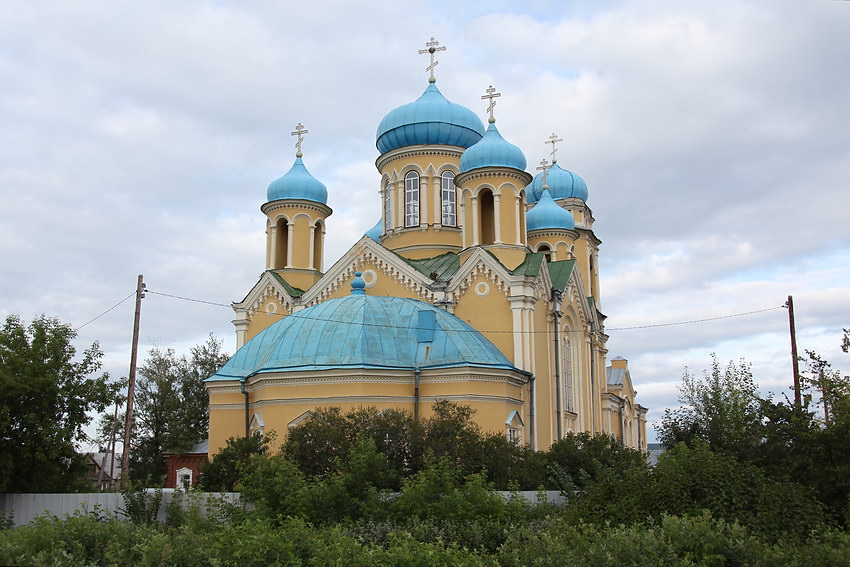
[0,490,241,528]
[0,490,564,528]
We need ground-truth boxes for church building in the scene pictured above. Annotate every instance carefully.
[206,39,647,453]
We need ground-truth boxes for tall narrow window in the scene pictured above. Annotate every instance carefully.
[312,221,322,271]
[404,171,420,227]
[441,171,457,226]
[479,189,495,244]
[383,181,392,233]
[275,218,288,268]
[537,244,552,263]
[563,338,574,413]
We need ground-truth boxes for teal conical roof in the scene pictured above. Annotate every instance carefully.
[459,122,527,172]
[267,156,328,204]
[376,82,485,154]
[527,189,574,231]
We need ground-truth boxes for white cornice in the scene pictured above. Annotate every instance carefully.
[261,199,333,218]
[376,145,465,171]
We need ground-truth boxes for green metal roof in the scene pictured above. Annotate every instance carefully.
[270,271,306,298]
[511,253,545,278]
[548,259,576,292]
[401,252,461,282]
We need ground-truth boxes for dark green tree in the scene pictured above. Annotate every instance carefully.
[129,335,228,482]
[0,315,115,492]
[657,355,762,461]
[199,432,270,491]
[547,431,646,492]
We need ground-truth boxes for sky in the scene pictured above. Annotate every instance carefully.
[2,0,848,443]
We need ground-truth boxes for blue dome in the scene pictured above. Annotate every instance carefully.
[526,162,588,203]
[208,292,520,381]
[267,157,328,204]
[527,189,575,231]
[459,122,527,173]
[365,219,382,242]
[376,83,485,154]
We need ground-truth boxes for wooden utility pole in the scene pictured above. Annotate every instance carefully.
[121,275,145,485]
[786,295,801,408]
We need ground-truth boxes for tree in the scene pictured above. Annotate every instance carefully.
[0,315,115,492]
[657,355,762,461]
[129,335,229,482]
[199,432,270,491]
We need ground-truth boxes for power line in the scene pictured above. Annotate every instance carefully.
[75,291,136,331]
[146,288,785,335]
[606,305,785,331]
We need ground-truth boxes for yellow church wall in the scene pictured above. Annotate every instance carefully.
[380,228,462,259]
[452,276,513,362]
[276,269,323,292]
[245,298,290,342]
[207,387,248,453]
[290,215,313,268]
[532,296,555,449]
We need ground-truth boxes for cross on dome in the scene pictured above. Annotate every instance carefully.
[291,122,308,157]
[419,37,446,83]
[546,132,563,163]
[537,158,551,188]
[481,85,501,123]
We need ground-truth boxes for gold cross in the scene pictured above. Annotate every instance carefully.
[291,123,308,157]
[546,133,563,163]
[418,37,446,82]
[481,85,501,122]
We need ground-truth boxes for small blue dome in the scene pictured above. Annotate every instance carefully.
[526,162,588,203]
[527,189,575,231]
[267,157,328,204]
[207,294,520,380]
[376,83,485,154]
[365,219,382,242]
[459,122,527,173]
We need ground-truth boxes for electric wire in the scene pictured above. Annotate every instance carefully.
[146,288,785,335]
[74,291,136,331]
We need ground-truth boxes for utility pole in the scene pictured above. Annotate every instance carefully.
[785,295,801,408]
[121,275,145,485]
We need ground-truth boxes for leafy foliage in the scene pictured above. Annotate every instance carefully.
[198,432,270,492]
[0,315,115,492]
[129,335,228,482]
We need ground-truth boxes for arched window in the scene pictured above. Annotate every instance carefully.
[563,337,574,413]
[274,218,288,268]
[404,171,420,227]
[383,180,392,233]
[537,244,553,263]
[441,171,457,226]
[312,221,322,271]
[479,189,495,244]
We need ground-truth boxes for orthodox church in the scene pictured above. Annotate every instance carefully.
[206,40,647,453]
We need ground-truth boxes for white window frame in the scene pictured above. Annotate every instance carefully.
[563,337,574,413]
[440,171,457,226]
[404,171,420,227]
[176,467,192,491]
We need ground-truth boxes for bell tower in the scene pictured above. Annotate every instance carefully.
[261,123,332,291]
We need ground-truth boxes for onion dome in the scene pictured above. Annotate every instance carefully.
[267,157,328,204]
[365,219,382,242]
[376,83,485,154]
[526,161,588,203]
[207,276,521,381]
[527,189,575,231]
[459,122,527,173]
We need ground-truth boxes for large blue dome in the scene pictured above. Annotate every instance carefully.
[207,287,519,381]
[527,162,588,203]
[267,157,328,204]
[460,122,527,173]
[376,83,485,154]
[527,189,575,231]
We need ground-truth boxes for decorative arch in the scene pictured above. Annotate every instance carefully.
[312,219,324,271]
[478,187,495,245]
[536,243,553,262]
[440,170,457,226]
[274,217,289,268]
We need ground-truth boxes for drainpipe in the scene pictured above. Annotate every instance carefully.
[241,379,250,438]
[589,329,597,433]
[551,290,563,441]
[414,366,421,422]
[529,374,536,450]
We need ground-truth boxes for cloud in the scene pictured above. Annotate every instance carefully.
[1,0,848,445]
